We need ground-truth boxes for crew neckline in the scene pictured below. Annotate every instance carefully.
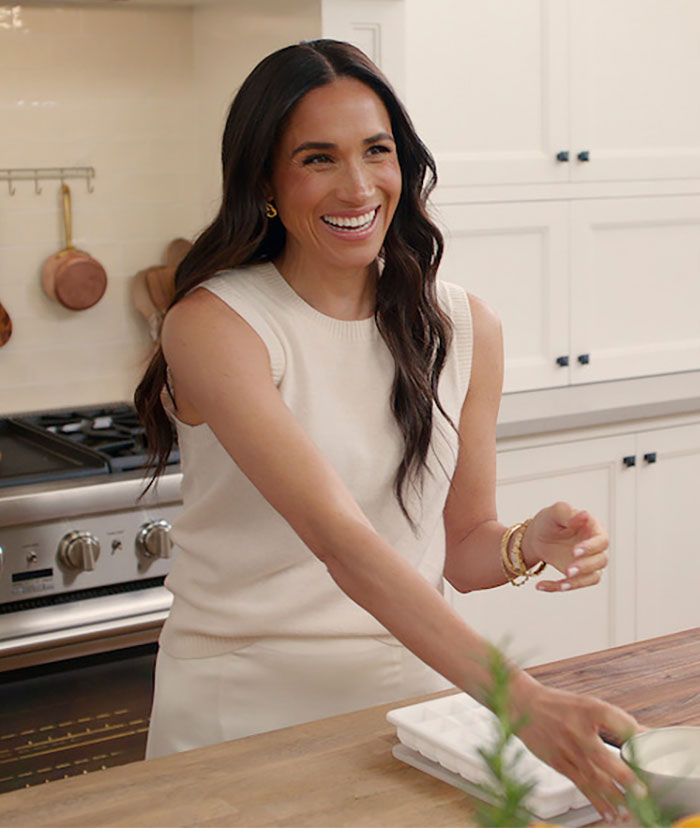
[258,261,379,341]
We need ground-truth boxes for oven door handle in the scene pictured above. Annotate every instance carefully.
[0,610,168,671]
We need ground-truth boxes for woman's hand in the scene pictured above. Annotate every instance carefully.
[511,675,644,822]
[522,501,609,592]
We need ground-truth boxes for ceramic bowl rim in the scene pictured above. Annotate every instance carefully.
[622,726,700,781]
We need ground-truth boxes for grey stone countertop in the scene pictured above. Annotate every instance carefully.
[496,370,700,439]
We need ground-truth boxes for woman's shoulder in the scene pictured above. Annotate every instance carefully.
[436,280,501,335]
[200,260,278,302]
[166,260,287,384]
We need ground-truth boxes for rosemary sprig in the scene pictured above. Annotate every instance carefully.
[473,645,536,828]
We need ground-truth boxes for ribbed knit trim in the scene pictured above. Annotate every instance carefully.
[258,261,379,341]
[446,282,474,394]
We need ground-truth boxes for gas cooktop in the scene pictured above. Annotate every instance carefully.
[0,404,179,489]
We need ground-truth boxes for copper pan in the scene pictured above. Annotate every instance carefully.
[41,184,107,311]
[0,299,12,346]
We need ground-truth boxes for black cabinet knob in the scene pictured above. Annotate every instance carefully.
[556,355,570,367]
[556,150,570,162]
[577,353,590,365]
[577,150,591,162]
[643,452,657,464]
[623,456,636,468]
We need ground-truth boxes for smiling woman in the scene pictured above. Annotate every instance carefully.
[133,39,642,823]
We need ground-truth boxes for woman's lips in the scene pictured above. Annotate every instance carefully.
[321,207,379,237]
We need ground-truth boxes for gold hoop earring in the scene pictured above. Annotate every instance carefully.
[266,201,278,219]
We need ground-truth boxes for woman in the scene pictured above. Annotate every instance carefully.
[135,39,640,821]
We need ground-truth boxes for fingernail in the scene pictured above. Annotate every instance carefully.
[631,779,648,798]
[567,565,579,577]
[574,547,586,558]
[559,582,571,591]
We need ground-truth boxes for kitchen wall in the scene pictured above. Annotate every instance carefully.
[0,0,320,416]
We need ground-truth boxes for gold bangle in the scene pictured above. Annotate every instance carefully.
[512,518,547,578]
[500,522,528,586]
[511,519,531,573]
[501,519,546,586]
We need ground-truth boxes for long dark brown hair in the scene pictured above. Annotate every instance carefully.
[134,39,454,522]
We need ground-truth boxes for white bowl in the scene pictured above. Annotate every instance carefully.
[622,727,700,817]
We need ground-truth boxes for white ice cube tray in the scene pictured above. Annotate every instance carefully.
[387,693,611,823]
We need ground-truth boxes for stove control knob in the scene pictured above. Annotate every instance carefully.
[136,520,173,559]
[58,531,101,572]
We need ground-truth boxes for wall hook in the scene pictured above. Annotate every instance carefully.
[7,172,15,196]
[34,170,42,195]
[86,171,94,193]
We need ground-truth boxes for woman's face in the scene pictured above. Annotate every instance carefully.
[269,77,402,276]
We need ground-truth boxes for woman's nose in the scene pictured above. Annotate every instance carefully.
[337,161,374,203]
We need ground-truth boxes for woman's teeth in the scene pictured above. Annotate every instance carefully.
[322,208,377,231]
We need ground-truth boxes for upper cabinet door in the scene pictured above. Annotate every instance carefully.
[570,195,700,383]
[436,201,570,393]
[569,0,700,182]
[404,0,570,187]
[322,0,407,96]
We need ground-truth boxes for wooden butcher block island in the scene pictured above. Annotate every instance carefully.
[1,628,699,827]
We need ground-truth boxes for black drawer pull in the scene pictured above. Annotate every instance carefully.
[577,150,591,162]
[556,355,569,367]
[578,353,590,365]
[623,456,636,468]
[556,150,570,162]
[644,452,657,464]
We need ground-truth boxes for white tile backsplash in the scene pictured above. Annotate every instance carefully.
[0,3,199,415]
[0,0,321,417]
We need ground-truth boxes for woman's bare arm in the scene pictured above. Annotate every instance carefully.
[161,288,639,821]
[443,294,611,594]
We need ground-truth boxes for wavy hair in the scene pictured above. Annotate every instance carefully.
[134,39,454,523]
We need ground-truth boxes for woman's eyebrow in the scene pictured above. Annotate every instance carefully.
[290,133,395,157]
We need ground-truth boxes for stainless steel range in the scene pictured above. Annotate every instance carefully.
[0,404,182,672]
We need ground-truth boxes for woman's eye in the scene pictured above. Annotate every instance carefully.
[302,153,334,166]
[367,144,392,157]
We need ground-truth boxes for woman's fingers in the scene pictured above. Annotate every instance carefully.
[516,686,644,822]
[536,548,608,591]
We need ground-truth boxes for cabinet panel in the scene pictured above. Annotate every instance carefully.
[321,0,406,95]
[570,196,700,383]
[436,201,569,393]
[448,435,636,666]
[405,0,569,187]
[570,0,700,182]
[635,423,700,639]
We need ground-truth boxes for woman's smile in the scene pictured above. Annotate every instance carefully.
[320,206,380,236]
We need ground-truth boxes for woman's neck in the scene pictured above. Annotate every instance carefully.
[273,250,378,321]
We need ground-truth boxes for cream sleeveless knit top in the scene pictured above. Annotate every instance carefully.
[159,261,473,658]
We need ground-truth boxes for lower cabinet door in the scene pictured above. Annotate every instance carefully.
[447,434,636,667]
[635,422,700,640]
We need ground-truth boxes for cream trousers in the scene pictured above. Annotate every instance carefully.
[146,635,450,759]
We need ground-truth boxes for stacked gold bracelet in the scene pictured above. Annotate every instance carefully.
[500,518,547,587]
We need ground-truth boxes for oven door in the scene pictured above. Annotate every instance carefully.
[0,643,158,795]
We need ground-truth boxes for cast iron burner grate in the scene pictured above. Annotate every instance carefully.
[21,405,179,473]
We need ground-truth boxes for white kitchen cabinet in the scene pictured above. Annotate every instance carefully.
[570,196,700,384]
[404,0,569,188]
[437,195,700,392]
[569,0,700,183]
[635,422,700,639]
[447,418,700,665]
[405,0,700,189]
[447,433,637,667]
[435,201,570,393]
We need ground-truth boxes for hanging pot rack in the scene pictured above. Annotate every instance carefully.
[0,166,96,196]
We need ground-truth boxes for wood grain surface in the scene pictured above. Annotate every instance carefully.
[0,627,698,828]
